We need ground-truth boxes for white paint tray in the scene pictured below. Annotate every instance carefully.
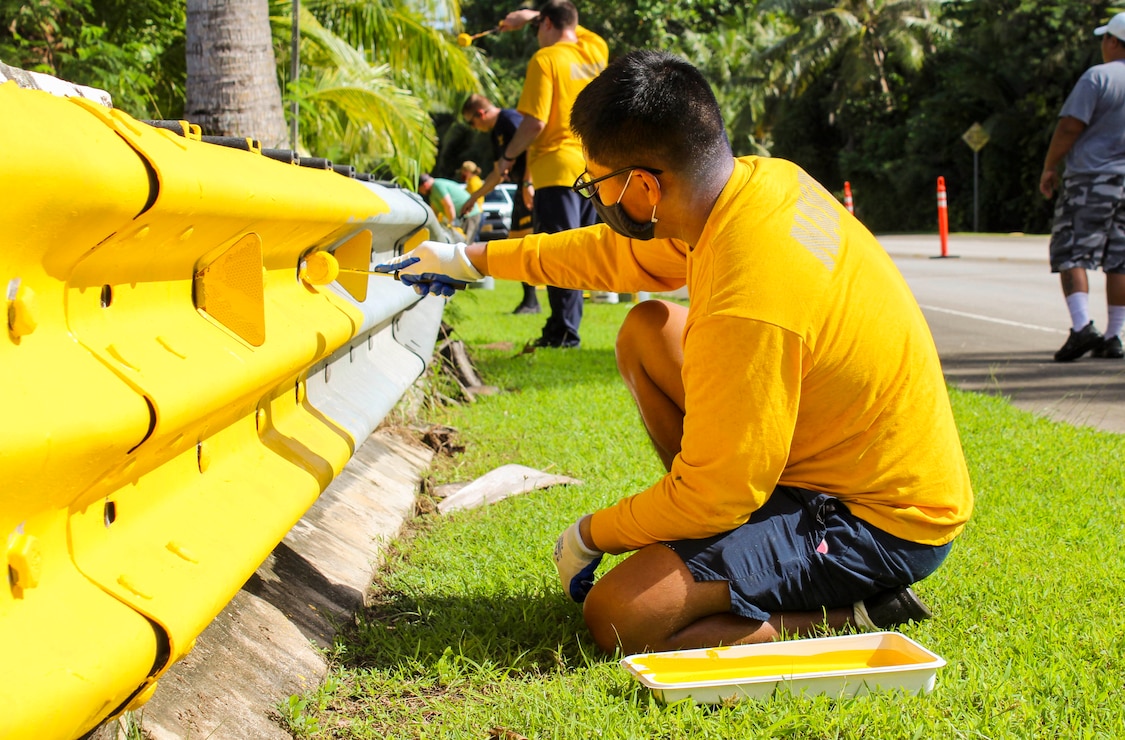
[620,631,945,704]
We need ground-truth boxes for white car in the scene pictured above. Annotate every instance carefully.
[477,183,517,240]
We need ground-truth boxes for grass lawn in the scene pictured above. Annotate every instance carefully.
[283,280,1125,739]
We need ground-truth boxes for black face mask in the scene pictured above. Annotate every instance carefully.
[592,171,658,240]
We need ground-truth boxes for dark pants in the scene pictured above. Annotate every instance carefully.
[532,186,598,345]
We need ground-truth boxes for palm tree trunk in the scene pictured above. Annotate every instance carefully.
[185,0,288,147]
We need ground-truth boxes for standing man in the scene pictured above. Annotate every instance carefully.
[1040,12,1125,362]
[460,93,540,313]
[377,51,973,655]
[494,0,608,348]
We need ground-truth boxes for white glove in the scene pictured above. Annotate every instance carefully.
[374,240,483,282]
[553,520,603,603]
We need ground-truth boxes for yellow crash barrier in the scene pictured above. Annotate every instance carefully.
[1,81,448,738]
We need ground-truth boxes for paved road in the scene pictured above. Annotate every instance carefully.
[880,234,1125,434]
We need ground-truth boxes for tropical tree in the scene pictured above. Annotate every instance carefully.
[272,0,491,183]
[273,8,438,181]
[186,0,289,146]
[671,4,791,156]
[893,0,1125,233]
[762,0,951,116]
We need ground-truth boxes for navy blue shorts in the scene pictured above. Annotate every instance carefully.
[665,486,952,622]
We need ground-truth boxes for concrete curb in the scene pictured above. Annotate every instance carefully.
[130,428,433,739]
[877,233,1050,264]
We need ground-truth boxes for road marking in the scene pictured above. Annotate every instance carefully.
[918,304,1067,334]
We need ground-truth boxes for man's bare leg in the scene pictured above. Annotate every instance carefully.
[1060,266,1089,297]
[583,544,852,656]
[615,300,687,470]
[1107,272,1125,305]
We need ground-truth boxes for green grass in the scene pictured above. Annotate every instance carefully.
[286,280,1125,739]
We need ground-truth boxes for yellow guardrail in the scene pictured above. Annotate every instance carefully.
[1,81,448,739]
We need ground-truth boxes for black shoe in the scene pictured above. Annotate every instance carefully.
[1054,321,1103,362]
[855,586,932,630]
[1093,334,1124,359]
[512,303,541,315]
[532,336,580,349]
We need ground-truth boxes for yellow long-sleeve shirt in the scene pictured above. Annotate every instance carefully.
[486,156,974,553]
[517,26,608,188]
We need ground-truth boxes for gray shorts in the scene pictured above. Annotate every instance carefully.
[1049,173,1125,273]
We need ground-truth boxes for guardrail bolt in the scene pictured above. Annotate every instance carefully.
[8,533,42,590]
[6,278,38,338]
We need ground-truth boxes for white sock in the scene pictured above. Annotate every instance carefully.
[1065,292,1090,332]
[1107,305,1125,339]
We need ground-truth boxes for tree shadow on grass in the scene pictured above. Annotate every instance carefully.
[941,349,1125,401]
[339,587,602,677]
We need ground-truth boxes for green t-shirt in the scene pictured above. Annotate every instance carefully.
[429,177,481,220]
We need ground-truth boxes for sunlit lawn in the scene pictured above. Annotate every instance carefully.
[283,280,1125,739]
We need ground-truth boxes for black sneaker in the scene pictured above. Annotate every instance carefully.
[1054,321,1103,362]
[532,336,580,349]
[1093,334,1124,359]
[512,303,541,315]
[854,586,932,630]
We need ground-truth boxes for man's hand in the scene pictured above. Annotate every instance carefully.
[499,8,538,32]
[377,241,482,281]
[374,240,483,297]
[553,519,603,602]
[1040,169,1059,199]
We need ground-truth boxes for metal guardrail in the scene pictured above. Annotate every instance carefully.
[1,80,448,739]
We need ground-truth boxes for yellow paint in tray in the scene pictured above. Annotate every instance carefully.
[631,646,924,685]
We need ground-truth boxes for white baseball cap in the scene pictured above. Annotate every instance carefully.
[1095,12,1125,42]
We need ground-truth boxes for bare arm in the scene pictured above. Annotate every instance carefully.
[1040,116,1087,198]
[499,7,538,31]
[460,168,505,217]
[439,195,457,223]
[496,115,546,177]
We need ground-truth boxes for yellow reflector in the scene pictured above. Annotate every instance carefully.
[334,230,373,302]
[403,228,430,253]
[193,233,265,346]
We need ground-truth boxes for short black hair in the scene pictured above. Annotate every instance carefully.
[571,50,731,182]
[536,0,578,31]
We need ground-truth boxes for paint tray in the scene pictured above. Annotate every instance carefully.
[620,631,945,704]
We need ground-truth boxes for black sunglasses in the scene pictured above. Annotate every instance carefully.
[572,166,663,200]
[530,15,542,32]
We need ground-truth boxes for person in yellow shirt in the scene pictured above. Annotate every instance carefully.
[457,160,485,242]
[376,50,974,656]
[492,0,608,348]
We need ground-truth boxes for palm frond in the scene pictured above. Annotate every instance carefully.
[274,7,438,183]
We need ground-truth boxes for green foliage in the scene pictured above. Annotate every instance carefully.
[272,0,491,185]
[457,0,537,107]
[762,0,950,107]
[670,5,785,155]
[0,0,185,119]
[769,0,1125,233]
[271,8,435,183]
[5,0,1123,231]
[895,0,1122,234]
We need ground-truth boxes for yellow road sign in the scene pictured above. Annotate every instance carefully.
[962,122,990,152]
